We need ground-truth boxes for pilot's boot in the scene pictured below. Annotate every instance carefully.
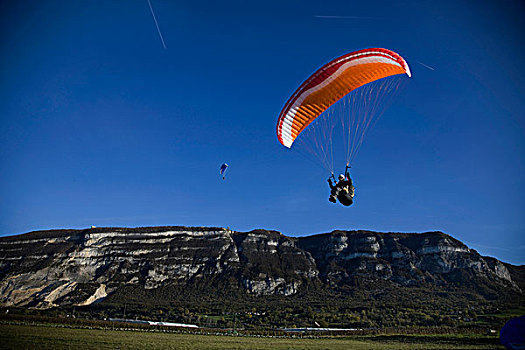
[329,195,337,203]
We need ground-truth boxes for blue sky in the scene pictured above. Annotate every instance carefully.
[1,0,524,264]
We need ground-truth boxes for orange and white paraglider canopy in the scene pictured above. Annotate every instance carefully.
[276,48,411,148]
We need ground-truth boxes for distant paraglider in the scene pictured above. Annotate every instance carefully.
[276,48,411,206]
[219,163,229,180]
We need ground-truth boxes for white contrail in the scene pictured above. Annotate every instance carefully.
[147,0,166,49]
[415,60,435,71]
[314,15,378,19]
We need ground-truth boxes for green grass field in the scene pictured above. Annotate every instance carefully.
[0,324,505,350]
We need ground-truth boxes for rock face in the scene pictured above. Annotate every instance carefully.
[0,227,522,309]
[298,231,518,289]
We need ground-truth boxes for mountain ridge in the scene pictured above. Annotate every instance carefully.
[1,226,523,328]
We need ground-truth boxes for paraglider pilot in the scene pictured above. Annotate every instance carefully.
[328,167,354,206]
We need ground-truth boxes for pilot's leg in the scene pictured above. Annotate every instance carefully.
[329,187,338,203]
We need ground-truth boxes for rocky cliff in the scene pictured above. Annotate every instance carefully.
[0,227,522,310]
